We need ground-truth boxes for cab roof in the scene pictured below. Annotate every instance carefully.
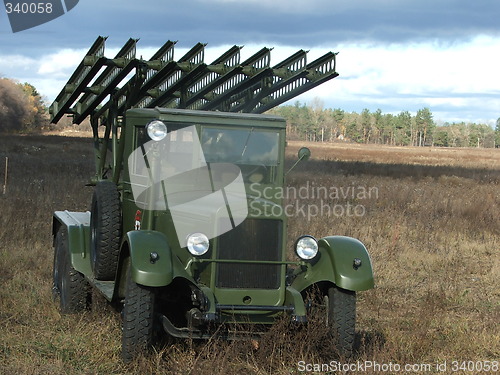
[126,107,287,129]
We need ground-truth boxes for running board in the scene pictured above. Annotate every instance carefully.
[91,279,115,301]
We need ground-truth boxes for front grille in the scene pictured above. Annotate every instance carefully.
[216,219,282,289]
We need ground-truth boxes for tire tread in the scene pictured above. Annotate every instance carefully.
[91,181,122,280]
[54,228,90,313]
[121,270,155,362]
[329,286,356,357]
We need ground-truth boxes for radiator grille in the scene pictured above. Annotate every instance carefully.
[216,219,282,289]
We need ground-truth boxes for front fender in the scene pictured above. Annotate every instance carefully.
[292,235,374,292]
[126,230,174,287]
[320,236,374,291]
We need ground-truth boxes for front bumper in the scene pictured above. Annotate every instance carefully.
[160,302,307,340]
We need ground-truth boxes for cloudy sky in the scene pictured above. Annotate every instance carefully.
[1,0,499,125]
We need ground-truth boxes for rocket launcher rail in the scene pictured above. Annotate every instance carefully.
[49,36,339,124]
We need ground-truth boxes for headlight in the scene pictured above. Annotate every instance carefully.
[186,233,210,256]
[146,120,167,141]
[295,235,319,260]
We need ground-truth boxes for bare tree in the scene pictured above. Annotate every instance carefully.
[0,78,31,132]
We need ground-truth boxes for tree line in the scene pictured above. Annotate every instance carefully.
[1,77,499,147]
[268,100,500,148]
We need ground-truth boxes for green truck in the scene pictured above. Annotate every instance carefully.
[50,36,374,361]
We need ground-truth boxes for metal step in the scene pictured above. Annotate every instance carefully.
[91,279,115,301]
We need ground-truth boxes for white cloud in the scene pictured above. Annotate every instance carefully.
[331,35,500,95]
[0,55,37,76]
[37,48,87,78]
[289,35,500,124]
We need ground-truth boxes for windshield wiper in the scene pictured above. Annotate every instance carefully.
[241,127,254,157]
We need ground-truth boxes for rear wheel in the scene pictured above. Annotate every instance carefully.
[53,227,90,313]
[121,264,157,362]
[90,180,122,280]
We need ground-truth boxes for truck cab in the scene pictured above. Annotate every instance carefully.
[120,108,293,325]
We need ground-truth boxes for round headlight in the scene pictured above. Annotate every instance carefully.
[186,233,210,256]
[295,235,319,260]
[146,120,167,141]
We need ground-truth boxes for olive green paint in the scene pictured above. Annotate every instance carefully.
[291,236,374,293]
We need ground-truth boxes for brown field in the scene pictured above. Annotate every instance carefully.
[0,135,499,374]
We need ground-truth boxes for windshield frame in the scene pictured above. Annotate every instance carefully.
[200,124,284,186]
[129,122,285,188]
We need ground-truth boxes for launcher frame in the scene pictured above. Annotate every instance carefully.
[49,36,339,183]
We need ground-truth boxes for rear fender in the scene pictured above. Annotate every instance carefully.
[52,211,91,276]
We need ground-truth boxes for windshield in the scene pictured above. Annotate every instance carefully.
[131,124,280,191]
[201,128,279,166]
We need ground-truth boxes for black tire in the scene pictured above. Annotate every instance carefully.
[121,265,156,362]
[90,180,122,280]
[326,286,356,357]
[53,227,90,313]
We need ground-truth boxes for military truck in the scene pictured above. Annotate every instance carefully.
[50,37,374,361]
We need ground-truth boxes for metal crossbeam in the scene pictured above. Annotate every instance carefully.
[192,47,273,112]
[49,37,339,124]
[181,45,242,109]
[251,52,338,113]
[72,38,139,124]
[226,49,309,113]
[50,36,107,123]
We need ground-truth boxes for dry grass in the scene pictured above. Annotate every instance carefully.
[0,135,499,374]
[290,141,500,170]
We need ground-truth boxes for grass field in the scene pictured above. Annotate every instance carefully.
[0,134,498,374]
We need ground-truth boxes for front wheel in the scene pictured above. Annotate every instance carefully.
[121,264,157,362]
[326,286,356,357]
